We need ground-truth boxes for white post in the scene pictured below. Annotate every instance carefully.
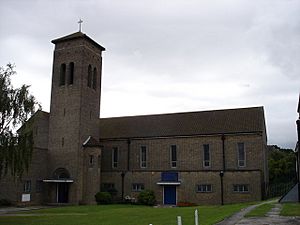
[195,209,199,225]
[177,216,182,225]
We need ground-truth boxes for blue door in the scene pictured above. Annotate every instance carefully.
[164,186,176,205]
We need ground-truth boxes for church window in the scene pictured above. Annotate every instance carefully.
[92,68,97,90]
[59,63,66,86]
[87,65,92,87]
[101,183,115,192]
[233,184,249,193]
[238,143,246,167]
[62,137,64,147]
[112,147,118,168]
[203,144,210,167]
[132,183,144,192]
[68,62,74,85]
[89,155,94,167]
[140,146,147,168]
[196,184,212,193]
[23,180,31,193]
[170,145,177,168]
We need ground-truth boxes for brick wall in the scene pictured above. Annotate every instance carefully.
[100,132,267,204]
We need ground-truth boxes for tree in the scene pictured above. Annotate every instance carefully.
[0,63,40,178]
[268,145,297,184]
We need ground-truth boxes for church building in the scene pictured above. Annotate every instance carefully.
[0,31,268,205]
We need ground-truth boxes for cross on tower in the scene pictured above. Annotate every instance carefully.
[78,19,83,32]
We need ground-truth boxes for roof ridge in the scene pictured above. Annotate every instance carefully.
[100,106,264,120]
[51,31,105,51]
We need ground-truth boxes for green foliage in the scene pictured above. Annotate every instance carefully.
[0,63,39,178]
[94,192,112,204]
[137,190,156,206]
[245,203,274,217]
[268,145,296,184]
[101,186,118,197]
[0,198,12,206]
[281,203,300,216]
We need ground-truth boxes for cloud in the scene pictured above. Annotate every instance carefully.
[0,0,299,148]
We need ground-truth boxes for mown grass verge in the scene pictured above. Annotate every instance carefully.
[244,203,274,217]
[0,202,254,225]
[280,203,300,216]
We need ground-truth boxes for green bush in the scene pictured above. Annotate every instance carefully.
[0,199,12,206]
[137,190,156,206]
[95,192,112,204]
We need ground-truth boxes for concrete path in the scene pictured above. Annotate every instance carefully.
[0,206,53,215]
[216,201,300,225]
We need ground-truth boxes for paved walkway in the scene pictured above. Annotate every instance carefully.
[216,201,300,225]
[0,206,52,215]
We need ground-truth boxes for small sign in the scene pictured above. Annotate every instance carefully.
[22,194,31,202]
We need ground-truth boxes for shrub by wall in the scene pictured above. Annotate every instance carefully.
[95,192,112,204]
[137,190,156,206]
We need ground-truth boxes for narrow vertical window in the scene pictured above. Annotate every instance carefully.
[62,137,64,147]
[140,146,147,168]
[89,155,94,167]
[170,145,177,168]
[238,143,246,167]
[23,180,31,192]
[59,63,66,86]
[203,144,210,167]
[68,62,74,85]
[112,147,118,168]
[92,67,97,90]
[87,65,92,87]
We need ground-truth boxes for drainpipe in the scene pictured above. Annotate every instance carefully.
[127,139,131,171]
[121,171,125,201]
[220,170,224,205]
[222,135,226,171]
[220,135,226,205]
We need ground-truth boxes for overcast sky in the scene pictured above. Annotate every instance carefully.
[0,0,299,148]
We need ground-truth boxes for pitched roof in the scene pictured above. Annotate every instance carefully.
[51,32,105,51]
[99,107,266,139]
[83,136,101,147]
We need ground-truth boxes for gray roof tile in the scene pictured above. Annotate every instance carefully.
[99,107,266,139]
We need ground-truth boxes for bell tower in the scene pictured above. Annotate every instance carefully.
[47,32,105,204]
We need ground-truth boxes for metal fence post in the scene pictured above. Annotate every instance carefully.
[177,216,182,225]
[195,209,199,225]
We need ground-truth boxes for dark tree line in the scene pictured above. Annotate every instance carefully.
[268,145,297,184]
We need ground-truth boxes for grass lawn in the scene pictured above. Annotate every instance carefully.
[0,203,253,225]
[244,203,274,217]
[280,203,300,216]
